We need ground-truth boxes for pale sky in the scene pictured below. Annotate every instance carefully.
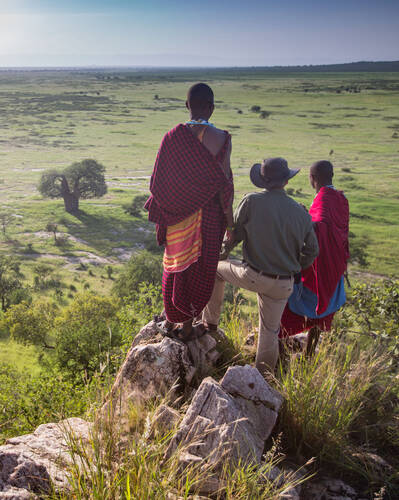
[0,0,398,67]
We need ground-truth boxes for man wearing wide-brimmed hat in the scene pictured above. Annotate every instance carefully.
[202,157,319,376]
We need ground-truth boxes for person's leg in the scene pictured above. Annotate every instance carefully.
[201,273,226,329]
[306,325,321,356]
[202,259,252,327]
[256,279,294,376]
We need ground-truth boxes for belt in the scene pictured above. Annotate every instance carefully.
[246,263,293,280]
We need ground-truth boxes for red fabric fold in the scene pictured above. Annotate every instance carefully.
[303,187,349,315]
[145,124,233,245]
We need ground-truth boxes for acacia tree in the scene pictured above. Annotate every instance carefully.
[38,159,107,214]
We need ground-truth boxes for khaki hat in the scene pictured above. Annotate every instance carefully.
[250,157,300,189]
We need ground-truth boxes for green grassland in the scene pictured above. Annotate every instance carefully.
[0,68,398,288]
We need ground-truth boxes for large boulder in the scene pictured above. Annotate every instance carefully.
[0,418,90,500]
[165,365,283,478]
[102,321,226,424]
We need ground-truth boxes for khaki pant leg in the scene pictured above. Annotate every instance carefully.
[202,259,257,325]
[255,279,294,375]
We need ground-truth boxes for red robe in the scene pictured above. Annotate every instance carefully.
[280,187,349,336]
[145,124,233,322]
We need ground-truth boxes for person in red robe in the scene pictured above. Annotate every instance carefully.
[280,160,350,353]
[145,83,234,340]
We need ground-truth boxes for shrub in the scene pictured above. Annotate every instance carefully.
[123,194,148,218]
[0,364,91,443]
[348,279,399,371]
[117,283,163,350]
[3,299,58,348]
[250,105,261,113]
[54,293,122,379]
[0,257,24,311]
[112,251,162,302]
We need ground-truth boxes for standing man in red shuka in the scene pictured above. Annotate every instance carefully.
[145,83,234,341]
[280,160,350,354]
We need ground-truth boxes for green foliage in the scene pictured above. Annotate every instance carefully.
[65,159,107,199]
[54,293,122,379]
[4,299,58,347]
[0,364,89,443]
[123,194,148,218]
[0,257,24,311]
[117,283,163,349]
[348,279,399,370]
[112,251,162,302]
[33,263,61,291]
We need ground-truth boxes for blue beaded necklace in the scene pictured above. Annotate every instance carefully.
[185,118,215,127]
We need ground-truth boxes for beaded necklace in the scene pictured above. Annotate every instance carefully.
[185,118,215,127]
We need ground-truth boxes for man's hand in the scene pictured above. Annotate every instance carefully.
[294,272,302,284]
[224,228,234,245]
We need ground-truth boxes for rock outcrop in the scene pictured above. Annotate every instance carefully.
[0,323,286,498]
[0,418,90,500]
[102,321,225,424]
[165,364,283,480]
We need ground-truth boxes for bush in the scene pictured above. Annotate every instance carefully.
[250,105,261,112]
[348,279,399,370]
[123,194,148,218]
[113,251,162,302]
[117,283,163,350]
[54,293,122,379]
[3,299,58,348]
[0,364,89,443]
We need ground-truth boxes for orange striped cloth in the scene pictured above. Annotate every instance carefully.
[163,209,202,273]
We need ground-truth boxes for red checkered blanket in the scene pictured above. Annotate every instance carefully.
[145,124,233,322]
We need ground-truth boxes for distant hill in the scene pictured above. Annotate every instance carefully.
[1,60,399,73]
[248,60,399,73]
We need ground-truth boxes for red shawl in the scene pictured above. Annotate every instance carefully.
[144,124,233,244]
[303,187,349,314]
[145,124,233,323]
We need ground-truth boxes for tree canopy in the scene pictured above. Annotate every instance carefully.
[38,159,107,214]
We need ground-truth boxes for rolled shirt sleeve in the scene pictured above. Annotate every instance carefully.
[233,194,250,243]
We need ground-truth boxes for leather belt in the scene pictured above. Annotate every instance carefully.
[246,263,293,280]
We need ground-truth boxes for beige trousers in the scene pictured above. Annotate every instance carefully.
[202,260,294,375]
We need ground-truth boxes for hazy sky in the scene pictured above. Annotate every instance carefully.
[0,0,398,67]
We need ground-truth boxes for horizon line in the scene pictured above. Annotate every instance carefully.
[0,59,399,71]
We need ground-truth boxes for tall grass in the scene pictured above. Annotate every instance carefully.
[52,400,305,499]
[276,334,398,491]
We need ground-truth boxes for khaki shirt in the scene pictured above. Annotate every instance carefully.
[232,189,319,275]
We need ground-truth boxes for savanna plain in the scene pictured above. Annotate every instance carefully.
[0,68,398,499]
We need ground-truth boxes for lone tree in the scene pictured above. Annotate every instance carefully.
[38,159,107,214]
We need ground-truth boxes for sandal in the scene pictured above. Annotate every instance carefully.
[155,320,177,339]
[170,324,207,343]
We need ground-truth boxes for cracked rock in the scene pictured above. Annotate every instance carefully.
[0,418,90,499]
[165,365,283,474]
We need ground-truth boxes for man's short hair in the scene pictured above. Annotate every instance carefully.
[187,83,214,109]
[311,160,334,183]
